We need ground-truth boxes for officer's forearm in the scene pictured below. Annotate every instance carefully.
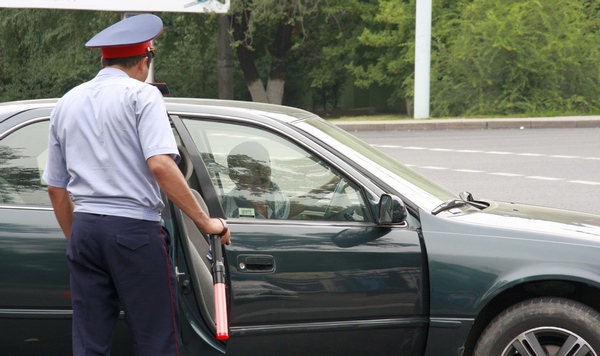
[148,154,209,221]
[48,186,74,240]
[147,154,230,243]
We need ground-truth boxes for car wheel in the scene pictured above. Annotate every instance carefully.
[474,297,600,356]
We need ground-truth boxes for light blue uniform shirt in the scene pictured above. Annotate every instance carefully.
[43,68,179,221]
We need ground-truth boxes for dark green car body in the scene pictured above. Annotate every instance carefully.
[1,99,600,355]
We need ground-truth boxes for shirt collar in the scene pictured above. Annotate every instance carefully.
[96,67,129,78]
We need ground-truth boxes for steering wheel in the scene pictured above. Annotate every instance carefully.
[323,179,350,220]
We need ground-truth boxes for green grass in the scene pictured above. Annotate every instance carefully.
[328,114,412,122]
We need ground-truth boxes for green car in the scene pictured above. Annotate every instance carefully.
[1,98,600,355]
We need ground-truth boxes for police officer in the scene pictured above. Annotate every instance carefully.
[43,14,230,356]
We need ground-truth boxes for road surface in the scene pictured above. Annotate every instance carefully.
[352,127,600,215]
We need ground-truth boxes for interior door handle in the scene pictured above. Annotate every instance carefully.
[238,255,275,273]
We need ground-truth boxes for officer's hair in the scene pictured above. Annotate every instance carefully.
[101,52,154,69]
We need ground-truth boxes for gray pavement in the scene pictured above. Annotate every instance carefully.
[332,115,600,131]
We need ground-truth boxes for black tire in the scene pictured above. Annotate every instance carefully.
[474,297,600,356]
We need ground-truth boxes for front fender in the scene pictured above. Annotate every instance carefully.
[477,263,600,310]
[420,209,600,317]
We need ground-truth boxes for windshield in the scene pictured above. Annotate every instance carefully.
[294,116,457,211]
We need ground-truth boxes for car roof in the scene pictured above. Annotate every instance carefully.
[0,98,317,124]
[0,99,59,119]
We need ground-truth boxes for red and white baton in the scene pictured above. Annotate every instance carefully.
[210,232,229,340]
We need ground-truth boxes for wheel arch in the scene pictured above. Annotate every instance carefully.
[461,267,600,355]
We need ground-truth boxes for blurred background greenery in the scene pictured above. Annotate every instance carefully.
[2,0,600,118]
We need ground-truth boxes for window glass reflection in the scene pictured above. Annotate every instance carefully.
[182,119,370,222]
[0,121,51,206]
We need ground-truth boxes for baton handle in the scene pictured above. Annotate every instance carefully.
[210,234,229,340]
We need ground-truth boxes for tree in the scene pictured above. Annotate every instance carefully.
[0,10,226,101]
[229,0,324,104]
[345,0,464,114]
[295,0,369,111]
[0,9,117,101]
[346,0,416,110]
[431,0,600,116]
[154,12,220,98]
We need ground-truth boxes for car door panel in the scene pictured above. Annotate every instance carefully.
[172,114,427,354]
[224,222,426,355]
[0,115,74,352]
[0,113,133,355]
[0,207,73,354]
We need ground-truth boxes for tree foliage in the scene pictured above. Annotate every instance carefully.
[347,0,415,107]
[293,0,368,110]
[2,1,600,117]
[229,0,325,104]
[155,13,220,98]
[0,9,117,101]
[431,0,600,116]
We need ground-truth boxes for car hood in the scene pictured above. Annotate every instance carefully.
[441,201,600,243]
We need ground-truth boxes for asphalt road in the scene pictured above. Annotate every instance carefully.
[351,127,600,215]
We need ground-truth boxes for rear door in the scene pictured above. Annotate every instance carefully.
[0,111,73,354]
[176,115,427,355]
[0,110,132,355]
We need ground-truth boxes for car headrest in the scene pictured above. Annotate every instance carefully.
[178,145,193,181]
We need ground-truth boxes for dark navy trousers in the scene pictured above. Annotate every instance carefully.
[67,213,180,356]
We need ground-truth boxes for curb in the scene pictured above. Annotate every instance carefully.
[332,116,600,131]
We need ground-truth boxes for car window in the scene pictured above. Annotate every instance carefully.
[0,120,51,206]
[182,118,370,222]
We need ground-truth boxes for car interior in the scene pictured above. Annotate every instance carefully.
[176,145,217,332]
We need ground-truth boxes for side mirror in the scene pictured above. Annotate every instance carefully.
[378,194,408,225]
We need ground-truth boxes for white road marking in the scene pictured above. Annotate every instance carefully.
[569,180,600,185]
[526,176,564,181]
[490,172,523,177]
[456,149,482,153]
[410,165,600,185]
[372,144,598,161]
[421,166,449,170]
[550,155,579,159]
[453,169,485,173]
[517,153,545,157]
[378,144,599,185]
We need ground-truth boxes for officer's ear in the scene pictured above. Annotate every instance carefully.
[138,56,149,71]
[129,57,149,82]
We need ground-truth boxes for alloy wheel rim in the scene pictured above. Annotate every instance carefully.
[502,326,597,356]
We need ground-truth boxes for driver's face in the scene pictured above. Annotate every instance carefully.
[229,158,270,193]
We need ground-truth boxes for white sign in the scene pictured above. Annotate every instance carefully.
[0,0,230,13]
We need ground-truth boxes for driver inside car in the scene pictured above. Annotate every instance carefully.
[222,141,290,219]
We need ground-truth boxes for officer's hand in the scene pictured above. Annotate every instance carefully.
[198,218,230,245]
[217,218,231,245]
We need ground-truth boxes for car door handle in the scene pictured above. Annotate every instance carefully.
[238,255,275,273]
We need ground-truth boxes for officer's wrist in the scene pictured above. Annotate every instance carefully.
[217,218,228,236]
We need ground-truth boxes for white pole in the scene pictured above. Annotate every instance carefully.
[414,0,432,119]
[147,58,155,83]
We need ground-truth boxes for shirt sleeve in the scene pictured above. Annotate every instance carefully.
[42,110,70,188]
[135,85,180,163]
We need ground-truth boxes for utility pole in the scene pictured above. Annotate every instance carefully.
[414,0,432,119]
